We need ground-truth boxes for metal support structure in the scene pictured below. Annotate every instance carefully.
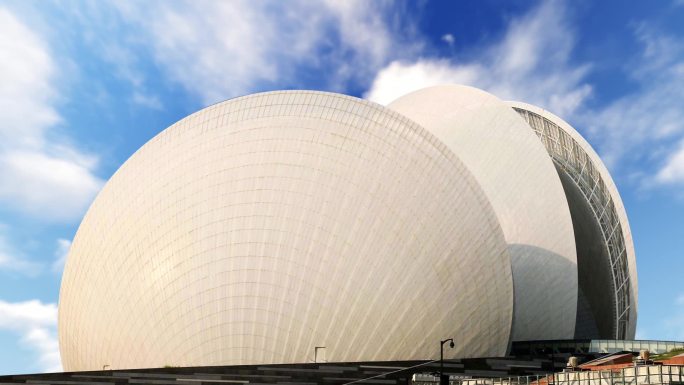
[513,108,632,339]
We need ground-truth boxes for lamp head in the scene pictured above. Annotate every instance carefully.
[449,341,455,348]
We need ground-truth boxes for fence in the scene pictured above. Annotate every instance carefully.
[413,365,684,385]
[456,365,684,385]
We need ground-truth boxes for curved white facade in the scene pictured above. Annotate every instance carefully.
[59,86,637,371]
[59,91,513,371]
[388,86,577,341]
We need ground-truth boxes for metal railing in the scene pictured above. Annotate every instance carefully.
[454,365,684,385]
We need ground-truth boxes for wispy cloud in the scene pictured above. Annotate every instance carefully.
[0,150,103,220]
[51,238,71,274]
[0,7,103,222]
[0,11,59,148]
[0,249,40,276]
[364,0,591,118]
[441,33,455,47]
[104,0,419,105]
[656,140,684,184]
[54,3,161,111]
[0,299,61,373]
[580,23,684,182]
[364,0,684,191]
[0,226,42,276]
[131,91,163,110]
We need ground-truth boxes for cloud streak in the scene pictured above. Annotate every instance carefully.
[580,23,684,183]
[0,7,103,222]
[51,238,71,274]
[106,0,419,105]
[0,226,42,276]
[0,299,61,373]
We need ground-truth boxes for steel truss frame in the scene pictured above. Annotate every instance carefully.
[513,108,631,339]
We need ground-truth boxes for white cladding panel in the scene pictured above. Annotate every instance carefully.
[388,85,578,341]
[59,91,513,371]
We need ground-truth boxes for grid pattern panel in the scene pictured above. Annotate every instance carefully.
[59,91,513,371]
[513,108,632,340]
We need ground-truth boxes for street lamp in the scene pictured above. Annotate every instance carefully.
[541,346,556,375]
[440,338,455,385]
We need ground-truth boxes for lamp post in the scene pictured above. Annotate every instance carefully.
[540,346,556,385]
[440,338,455,385]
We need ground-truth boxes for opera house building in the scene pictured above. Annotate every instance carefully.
[57,85,637,372]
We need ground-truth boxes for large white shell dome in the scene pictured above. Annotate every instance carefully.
[59,91,513,371]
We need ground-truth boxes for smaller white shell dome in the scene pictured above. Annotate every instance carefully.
[388,85,578,341]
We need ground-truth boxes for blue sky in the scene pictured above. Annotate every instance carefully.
[0,0,683,375]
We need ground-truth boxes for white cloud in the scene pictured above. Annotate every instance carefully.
[0,299,61,372]
[132,91,163,110]
[0,249,40,275]
[363,1,684,189]
[100,43,145,88]
[0,229,42,275]
[677,293,684,306]
[0,150,103,221]
[580,24,684,180]
[51,238,71,274]
[109,0,418,105]
[656,141,684,184]
[0,8,59,148]
[321,0,407,77]
[441,33,455,46]
[364,0,592,118]
[0,7,104,221]
[364,59,481,105]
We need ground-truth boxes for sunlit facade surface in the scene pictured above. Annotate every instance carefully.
[58,86,636,371]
